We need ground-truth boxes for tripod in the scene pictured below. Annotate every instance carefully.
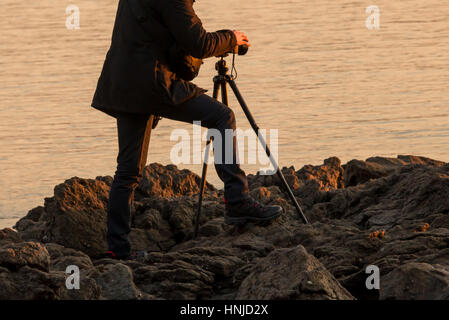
[193,56,309,238]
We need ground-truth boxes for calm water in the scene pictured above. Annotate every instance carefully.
[1,0,448,222]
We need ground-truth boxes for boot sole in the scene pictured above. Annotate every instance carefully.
[224,211,282,225]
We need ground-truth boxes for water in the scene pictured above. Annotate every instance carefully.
[1,0,448,223]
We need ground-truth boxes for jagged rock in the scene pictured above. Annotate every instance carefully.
[0,228,22,245]
[198,218,224,237]
[45,243,94,271]
[344,159,394,187]
[236,245,354,300]
[14,206,47,240]
[344,155,445,187]
[59,275,102,300]
[315,164,449,227]
[388,155,445,167]
[248,157,344,192]
[296,157,345,190]
[136,163,217,199]
[0,237,100,300]
[380,262,449,300]
[91,263,144,300]
[133,208,163,229]
[247,157,343,211]
[130,247,246,299]
[0,266,64,300]
[134,259,214,299]
[151,247,245,278]
[0,241,50,272]
[14,177,110,257]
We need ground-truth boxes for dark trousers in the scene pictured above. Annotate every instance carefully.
[106,94,249,257]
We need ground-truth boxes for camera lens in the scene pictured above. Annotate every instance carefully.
[238,44,249,56]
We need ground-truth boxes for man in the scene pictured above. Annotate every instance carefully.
[92,0,282,260]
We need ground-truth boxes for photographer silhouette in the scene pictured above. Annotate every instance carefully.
[92,0,282,260]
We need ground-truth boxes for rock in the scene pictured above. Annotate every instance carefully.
[133,208,163,229]
[121,246,245,299]
[4,158,449,300]
[15,177,110,257]
[317,164,449,227]
[236,245,354,300]
[0,228,22,245]
[248,157,344,192]
[14,206,47,240]
[380,262,449,300]
[134,259,214,300]
[129,228,160,253]
[0,266,101,300]
[247,157,343,211]
[198,218,224,237]
[0,266,64,300]
[0,241,50,272]
[158,247,245,278]
[59,274,102,300]
[167,200,196,240]
[344,159,394,187]
[45,243,94,271]
[344,155,446,187]
[92,263,143,300]
[0,239,101,300]
[396,155,446,167]
[296,157,345,191]
[136,163,217,199]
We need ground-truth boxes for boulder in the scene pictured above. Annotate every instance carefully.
[0,236,100,300]
[91,263,144,300]
[0,266,65,300]
[15,177,110,257]
[236,245,354,300]
[136,163,217,199]
[0,241,50,272]
[344,155,445,187]
[380,262,449,300]
[247,157,344,192]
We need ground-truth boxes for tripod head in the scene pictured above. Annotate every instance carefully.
[215,52,241,81]
[215,57,229,76]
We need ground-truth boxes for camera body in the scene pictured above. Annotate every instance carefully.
[218,44,249,58]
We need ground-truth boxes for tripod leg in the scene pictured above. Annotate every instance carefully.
[194,137,213,238]
[194,79,222,238]
[220,81,229,106]
[213,79,220,100]
[227,79,309,225]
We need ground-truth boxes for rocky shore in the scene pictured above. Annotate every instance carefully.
[1,156,449,300]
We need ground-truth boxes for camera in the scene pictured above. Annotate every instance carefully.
[237,44,249,55]
[218,44,249,58]
[234,44,249,56]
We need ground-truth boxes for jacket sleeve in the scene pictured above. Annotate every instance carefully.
[158,0,237,59]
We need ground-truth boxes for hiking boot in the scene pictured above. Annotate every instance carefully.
[224,197,282,225]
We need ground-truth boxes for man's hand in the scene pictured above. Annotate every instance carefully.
[233,30,251,47]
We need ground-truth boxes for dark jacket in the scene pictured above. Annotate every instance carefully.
[91,0,237,118]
